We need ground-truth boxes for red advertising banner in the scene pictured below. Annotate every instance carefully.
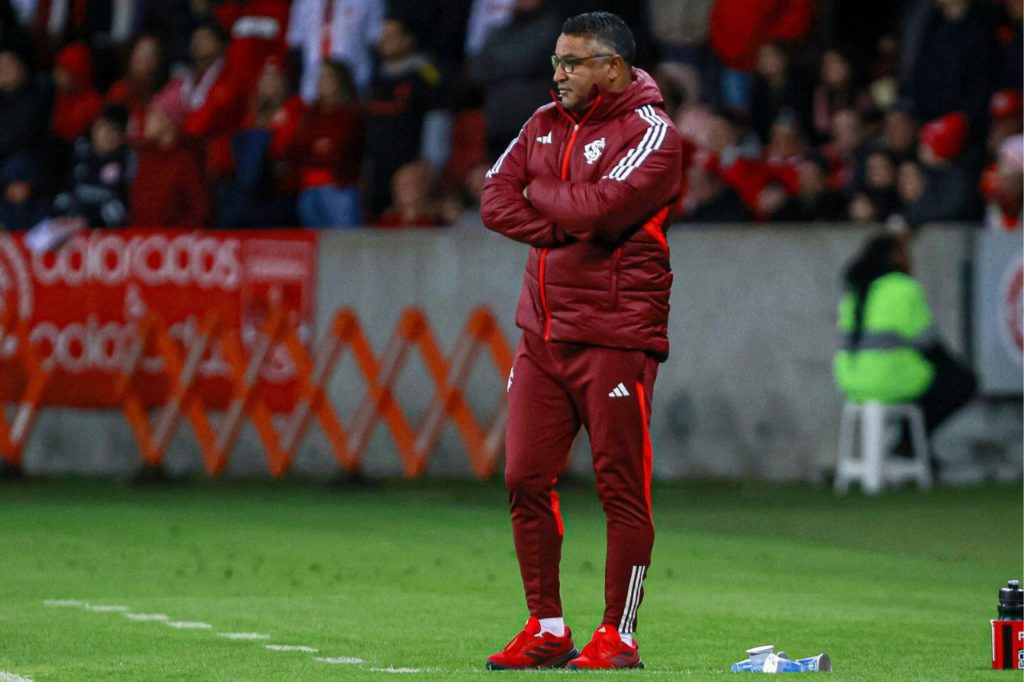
[0,229,317,412]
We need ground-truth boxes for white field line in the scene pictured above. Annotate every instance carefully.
[122,613,170,622]
[217,632,272,640]
[41,600,374,672]
[265,645,319,653]
[0,673,35,682]
[165,622,213,629]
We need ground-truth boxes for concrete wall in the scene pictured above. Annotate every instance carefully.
[22,222,1002,481]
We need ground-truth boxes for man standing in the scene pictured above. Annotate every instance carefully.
[480,11,681,671]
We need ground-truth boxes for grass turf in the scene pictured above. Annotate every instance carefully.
[0,478,1019,680]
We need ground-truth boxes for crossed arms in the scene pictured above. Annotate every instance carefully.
[480,121,681,247]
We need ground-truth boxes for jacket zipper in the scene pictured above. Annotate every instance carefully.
[539,122,582,341]
[538,97,601,342]
[560,123,581,181]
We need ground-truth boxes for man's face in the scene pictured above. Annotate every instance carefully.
[798,160,826,196]
[706,116,738,154]
[92,119,124,156]
[0,52,26,92]
[129,37,160,79]
[885,110,917,152]
[866,153,895,189]
[4,181,31,205]
[831,110,861,154]
[376,19,414,61]
[190,27,222,72]
[552,33,614,111]
[936,0,969,21]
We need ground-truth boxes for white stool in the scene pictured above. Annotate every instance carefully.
[834,401,933,495]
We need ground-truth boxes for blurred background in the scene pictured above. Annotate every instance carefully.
[0,0,1020,486]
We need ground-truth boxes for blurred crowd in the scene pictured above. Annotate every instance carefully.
[0,0,1020,232]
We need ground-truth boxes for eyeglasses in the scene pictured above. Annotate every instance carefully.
[550,53,616,74]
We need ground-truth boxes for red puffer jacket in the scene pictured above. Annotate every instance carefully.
[481,68,682,360]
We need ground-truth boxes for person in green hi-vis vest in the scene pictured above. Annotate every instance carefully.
[834,232,977,470]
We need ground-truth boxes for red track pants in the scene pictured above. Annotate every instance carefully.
[504,330,658,633]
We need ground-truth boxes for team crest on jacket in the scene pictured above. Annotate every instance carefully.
[584,138,606,164]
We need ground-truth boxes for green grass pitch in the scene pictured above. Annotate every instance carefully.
[0,478,1020,680]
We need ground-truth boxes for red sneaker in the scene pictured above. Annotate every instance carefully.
[566,624,644,670]
[485,617,578,670]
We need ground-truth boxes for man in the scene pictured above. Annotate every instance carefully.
[467,0,562,160]
[480,11,681,671]
[286,0,385,100]
[172,23,247,182]
[364,16,446,218]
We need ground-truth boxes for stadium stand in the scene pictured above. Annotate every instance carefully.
[0,0,1018,231]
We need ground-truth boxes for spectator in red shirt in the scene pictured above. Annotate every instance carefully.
[678,151,754,223]
[162,22,247,181]
[130,89,210,228]
[704,108,774,218]
[765,152,846,222]
[244,57,305,169]
[51,41,104,144]
[218,56,306,227]
[106,35,168,145]
[708,0,813,73]
[292,60,365,227]
[374,160,441,228]
[216,0,292,91]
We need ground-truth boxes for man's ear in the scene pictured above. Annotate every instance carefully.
[608,56,626,83]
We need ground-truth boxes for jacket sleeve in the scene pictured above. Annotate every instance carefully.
[524,119,681,243]
[183,78,245,138]
[480,127,571,248]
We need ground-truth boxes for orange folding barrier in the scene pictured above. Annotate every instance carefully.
[413,307,514,478]
[117,311,225,474]
[0,303,52,468]
[277,309,383,474]
[116,305,514,479]
[213,307,305,478]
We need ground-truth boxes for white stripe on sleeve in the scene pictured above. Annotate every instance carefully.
[606,106,669,182]
[486,129,523,178]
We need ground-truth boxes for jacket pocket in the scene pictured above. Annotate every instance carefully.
[607,246,622,310]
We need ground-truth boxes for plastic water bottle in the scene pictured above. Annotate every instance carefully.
[730,646,832,673]
[991,579,1024,670]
